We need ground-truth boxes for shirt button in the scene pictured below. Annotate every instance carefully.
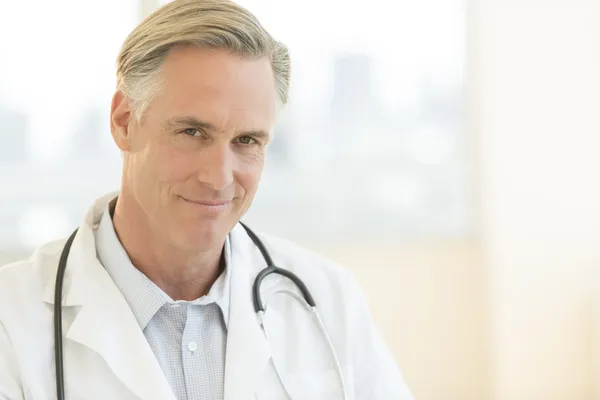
[188,341,198,352]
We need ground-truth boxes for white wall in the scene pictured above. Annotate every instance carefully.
[474,0,600,398]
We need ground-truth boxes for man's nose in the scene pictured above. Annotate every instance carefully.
[196,144,234,191]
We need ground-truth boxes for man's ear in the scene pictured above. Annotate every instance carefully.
[110,90,133,152]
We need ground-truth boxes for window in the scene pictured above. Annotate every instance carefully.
[0,0,467,254]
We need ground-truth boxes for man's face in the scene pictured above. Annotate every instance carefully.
[111,46,278,251]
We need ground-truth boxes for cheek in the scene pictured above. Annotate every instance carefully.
[235,158,264,196]
[153,144,198,183]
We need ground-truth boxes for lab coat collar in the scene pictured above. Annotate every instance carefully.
[41,191,118,307]
[40,191,284,399]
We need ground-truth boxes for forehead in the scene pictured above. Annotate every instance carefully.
[155,46,278,129]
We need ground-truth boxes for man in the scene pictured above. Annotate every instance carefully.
[0,1,414,399]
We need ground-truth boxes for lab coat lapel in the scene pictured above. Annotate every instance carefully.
[42,193,176,400]
[65,264,176,400]
[224,224,283,400]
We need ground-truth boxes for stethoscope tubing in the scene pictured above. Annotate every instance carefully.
[53,223,346,400]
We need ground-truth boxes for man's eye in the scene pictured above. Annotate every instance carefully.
[237,136,257,145]
[182,128,201,137]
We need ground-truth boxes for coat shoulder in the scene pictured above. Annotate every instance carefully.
[256,231,352,285]
[0,239,66,309]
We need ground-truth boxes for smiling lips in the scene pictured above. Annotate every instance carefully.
[178,195,232,212]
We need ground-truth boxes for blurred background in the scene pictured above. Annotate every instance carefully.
[0,0,599,399]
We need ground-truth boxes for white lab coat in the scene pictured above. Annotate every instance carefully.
[0,193,414,400]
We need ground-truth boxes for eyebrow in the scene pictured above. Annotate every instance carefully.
[163,116,271,140]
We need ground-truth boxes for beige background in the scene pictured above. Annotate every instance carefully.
[324,0,600,398]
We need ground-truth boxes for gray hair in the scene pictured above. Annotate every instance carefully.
[116,0,291,122]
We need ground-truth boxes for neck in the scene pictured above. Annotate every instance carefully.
[110,193,224,301]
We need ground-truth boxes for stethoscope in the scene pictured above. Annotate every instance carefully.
[53,222,349,400]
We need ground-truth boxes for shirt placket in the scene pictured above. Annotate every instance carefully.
[181,302,226,400]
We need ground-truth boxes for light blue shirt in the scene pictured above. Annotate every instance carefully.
[94,206,231,400]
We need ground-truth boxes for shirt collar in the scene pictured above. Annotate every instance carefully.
[94,205,232,330]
